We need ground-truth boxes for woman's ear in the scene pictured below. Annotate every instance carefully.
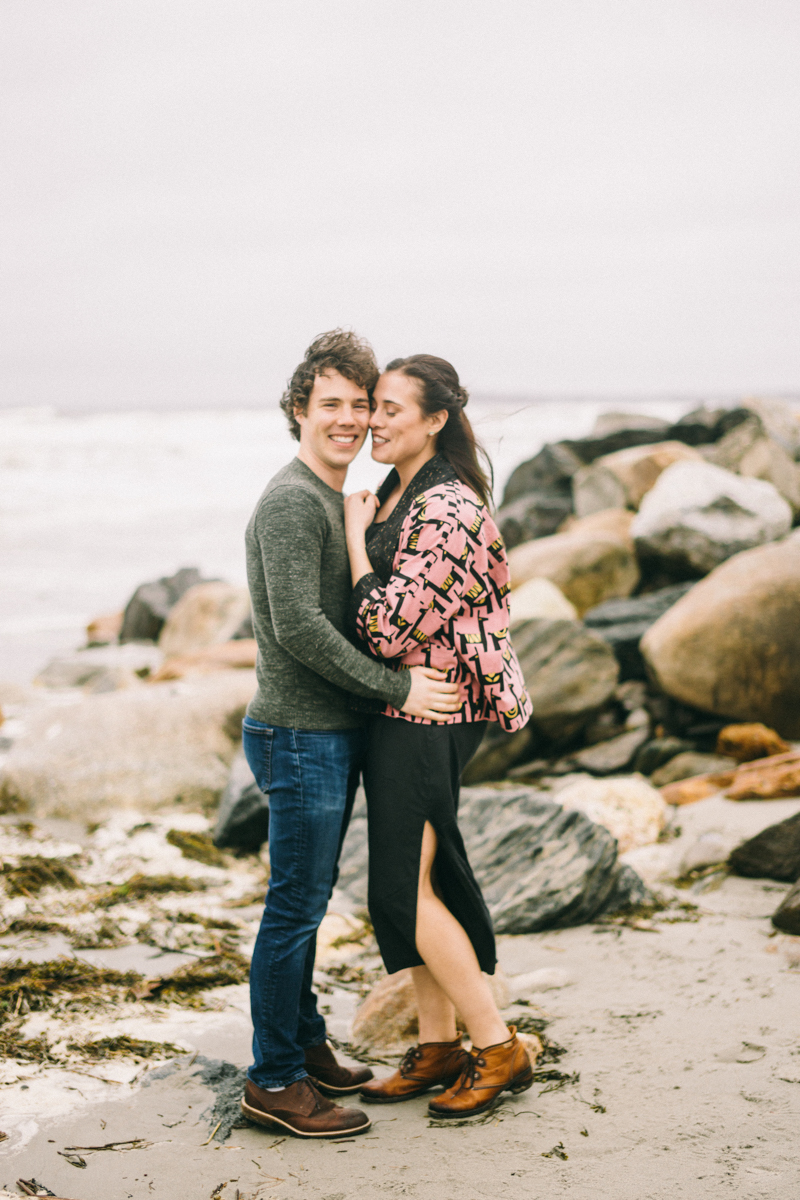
[428,410,448,436]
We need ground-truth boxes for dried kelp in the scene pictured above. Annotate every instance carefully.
[1,856,80,896]
[0,957,142,1017]
[0,1024,56,1063]
[96,873,206,908]
[166,829,227,868]
[1,917,65,936]
[134,950,250,1005]
[67,1035,186,1060]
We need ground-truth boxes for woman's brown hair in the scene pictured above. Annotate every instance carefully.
[384,354,493,508]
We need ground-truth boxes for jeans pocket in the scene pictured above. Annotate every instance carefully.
[242,722,274,794]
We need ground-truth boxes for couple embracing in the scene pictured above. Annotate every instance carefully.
[240,330,532,1139]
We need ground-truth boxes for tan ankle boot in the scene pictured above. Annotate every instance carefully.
[427,1026,532,1118]
[360,1037,465,1104]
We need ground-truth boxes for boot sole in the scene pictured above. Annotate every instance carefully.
[241,1098,371,1139]
[361,1075,462,1104]
[427,1068,534,1119]
[310,1077,372,1097]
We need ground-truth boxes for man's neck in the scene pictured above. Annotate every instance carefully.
[296,446,348,492]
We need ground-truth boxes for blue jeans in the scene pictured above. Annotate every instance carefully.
[242,718,365,1089]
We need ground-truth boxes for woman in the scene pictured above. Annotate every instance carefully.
[343,354,533,1119]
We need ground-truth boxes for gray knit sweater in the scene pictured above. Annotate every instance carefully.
[245,457,411,729]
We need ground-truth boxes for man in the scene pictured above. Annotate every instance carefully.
[240,330,461,1139]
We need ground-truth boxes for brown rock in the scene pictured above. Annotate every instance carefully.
[640,535,800,737]
[725,751,800,801]
[158,582,252,657]
[660,772,736,807]
[557,508,635,545]
[151,639,258,682]
[715,723,790,763]
[508,521,639,617]
[86,611,124,646]
[351,969,509,1053]
[574,441,703,515]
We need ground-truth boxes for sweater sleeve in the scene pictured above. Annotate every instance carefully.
[353,506,473,659]
[255,488,411,708]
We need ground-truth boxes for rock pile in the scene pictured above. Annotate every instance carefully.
[475,400,800,801]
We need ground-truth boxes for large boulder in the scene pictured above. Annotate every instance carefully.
[513,618,619,741]
[703,411,800,513]
[631,460,792,580]
[337,784,650,932]
[640,535,800,737]
[119,567,208,643]
[573,441,703,517]
[567,727,651,776]
[728,812,800,882]
[158,582,252,657]
[34,643,163,692]
[501,441,585,506]
[496,491,574,549]
[508,519,639,616]
[0,671,255,819]
[583,581,695,680]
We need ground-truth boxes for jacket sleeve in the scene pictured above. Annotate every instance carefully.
[352,506,473,659]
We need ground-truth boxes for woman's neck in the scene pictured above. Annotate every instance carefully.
[394,444,438,494]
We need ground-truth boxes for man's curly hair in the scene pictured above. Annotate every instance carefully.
[280,329,379,441]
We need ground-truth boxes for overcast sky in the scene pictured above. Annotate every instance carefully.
[2,1,799,408]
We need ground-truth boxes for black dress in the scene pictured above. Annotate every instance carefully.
[360,457,496,976]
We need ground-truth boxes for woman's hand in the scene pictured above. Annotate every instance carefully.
[345,490,379,586]
[344,490,379,540]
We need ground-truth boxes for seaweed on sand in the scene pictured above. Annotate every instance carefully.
[0,957,142,1018]
[512,1014,567,1064]
[1,856,80,896]
[134,950,250,1005]
[166,829,227,869]
[1,918,66,936]
[67,1034,186,1060]
[69,917,128,949]
[0,1024,57,1063]
[96,873,206,908]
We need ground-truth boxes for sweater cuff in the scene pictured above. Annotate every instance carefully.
[348,572,383,630]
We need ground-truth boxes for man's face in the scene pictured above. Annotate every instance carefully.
[295,370,371,472]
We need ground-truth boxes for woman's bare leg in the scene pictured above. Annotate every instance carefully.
[414,821,509,1049]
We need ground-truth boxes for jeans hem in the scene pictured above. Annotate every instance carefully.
[247,1067,309,1090]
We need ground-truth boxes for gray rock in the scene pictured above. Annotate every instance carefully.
[513,618,619,741]
[337,784,651,932]
[670,405,750,446]
[568,726,650,775]
[590,412,671,439]
[34,643,163,691]
[728,812,800,883]
[583,582,696,680]
[213,749,269,853]
[772,880,800,935]
[631,461,793,580]
[703,413,800,512]
[650,752,737,787]
[633,736,697,776]
[496,491,574,549]
[461,725,539,784]
[502,442,584,506]
[120,567,210,643]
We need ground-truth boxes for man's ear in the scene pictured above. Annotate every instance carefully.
[294,405,305,427]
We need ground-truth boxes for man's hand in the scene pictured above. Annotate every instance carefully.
[402,666,463,721]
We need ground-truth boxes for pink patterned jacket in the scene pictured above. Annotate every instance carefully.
[350,456,532,731]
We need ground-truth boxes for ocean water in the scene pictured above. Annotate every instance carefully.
[0,396,699,683]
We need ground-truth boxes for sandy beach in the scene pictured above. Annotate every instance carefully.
[1,787,798,1200]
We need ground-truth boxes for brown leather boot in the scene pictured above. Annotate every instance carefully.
[427,1026,532,1118]
[241,1076,371,1138]
[304,1040,374,1096]
[359,1037,466,1104]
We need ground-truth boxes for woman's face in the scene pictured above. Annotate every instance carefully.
[370,371,446,465]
